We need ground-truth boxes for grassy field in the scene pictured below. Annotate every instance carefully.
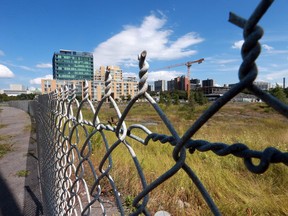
[74,101,287,215]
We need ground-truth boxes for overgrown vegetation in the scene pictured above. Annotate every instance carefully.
[156,89,208,107]
[76,101,287,215]
[269,84,288,104]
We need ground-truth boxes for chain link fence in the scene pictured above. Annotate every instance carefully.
[30,1,287,215]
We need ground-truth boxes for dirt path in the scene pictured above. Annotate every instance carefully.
[0,105,43,216]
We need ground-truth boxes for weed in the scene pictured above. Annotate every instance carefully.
[0,124,8,129]
[16,170,30,177]
[0,143,13,158]
[0,135,13,142]
[23,124,31,132]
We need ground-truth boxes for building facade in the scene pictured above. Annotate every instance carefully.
[93,66,138,101]
[253,81,270,91]
[154,80,166,92]
[190,78,201,90]
[167,76,189,91]
[41,79,92,99]
[202,79,214,87]
[53,50,94,81]
[0,84,28,96]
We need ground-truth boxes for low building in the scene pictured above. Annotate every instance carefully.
[0,84,28,96]
[41,79,92,99]
[202,86,230,95]
[253,81,270,91]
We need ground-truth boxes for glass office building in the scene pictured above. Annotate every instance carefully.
[53,50,94,80]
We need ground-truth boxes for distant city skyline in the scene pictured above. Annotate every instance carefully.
[1,0,288,90]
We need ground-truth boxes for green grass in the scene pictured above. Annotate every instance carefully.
[0,135,13,142]
[0,143,13,158]
[0,124,8,129]
[0,133,14,158]
[16,170,30,177]
[74,102,288,215]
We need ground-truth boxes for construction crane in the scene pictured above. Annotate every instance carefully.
[155,58,204,98]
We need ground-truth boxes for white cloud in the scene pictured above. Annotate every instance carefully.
[212,59,239,65]
[262,44,274,51]
[265,49,288,54]
[0,61,36,72]
[261,69,288,81]
[232,40,244,49]
[30,74,53,85]
[19,65,35,71]
[36,63,52,68]
[0,64,15,78]
[147,70,184,82]
[93,13,204,69]
[0,50,4,57]
[123,72,137,78]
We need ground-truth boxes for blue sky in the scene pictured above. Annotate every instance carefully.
[0,0,287,90]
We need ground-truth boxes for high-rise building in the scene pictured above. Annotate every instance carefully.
[190,78,201,90]
[52,50,94,80]
[202,79,215,95]
[202,79,214,87]
[167,80,175,91]
[167,76,189,91]
[154,80,166,92]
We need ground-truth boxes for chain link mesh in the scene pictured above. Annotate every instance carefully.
[32,1,287,215]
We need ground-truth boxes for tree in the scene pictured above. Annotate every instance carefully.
[127,94,132,101]
[188,91,196,112]
[165,93,172,106]
[269,85,288,104]
[194,90,208,105]
[171,92,179,105]
[284,88,288,98]
[159,92,165,104]
[0,93,9,102]
[120,95,125,101]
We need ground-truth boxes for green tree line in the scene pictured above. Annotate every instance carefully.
[0,93,37,102]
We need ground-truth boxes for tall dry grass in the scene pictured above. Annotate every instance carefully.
[77,102,287,215]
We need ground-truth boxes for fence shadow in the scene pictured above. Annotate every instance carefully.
[23,113,43,216]
[0,173,23,216]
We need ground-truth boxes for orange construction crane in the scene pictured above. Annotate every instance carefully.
[155,58,204,98]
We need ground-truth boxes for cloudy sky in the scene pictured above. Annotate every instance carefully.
[0,0,287,90]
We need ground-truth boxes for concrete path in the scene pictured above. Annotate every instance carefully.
[0,105,43,216]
